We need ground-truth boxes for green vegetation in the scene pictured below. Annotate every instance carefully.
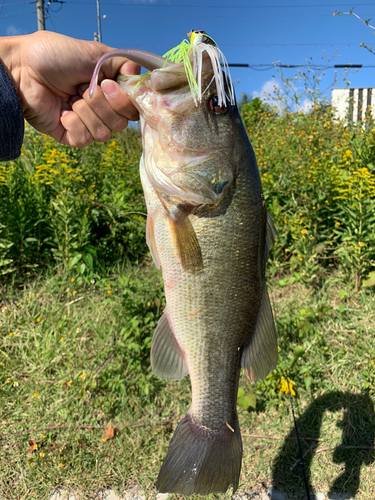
[1,96,375,498]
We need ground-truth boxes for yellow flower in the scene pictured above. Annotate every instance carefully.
[285,248,289,252]
[279,376,296,396]
[14,381,19,387]
[71,278,74,282]
[107,284,111,287]
[72,291,76,296]
[9,332,13,337]
[312,206,316,210]
[335,222,340,226]
[40,452,44,457]
[301,229,307,234]
[67,381,72,386]
[59,462,63,467]
[81,374,85,380]
[371,361,374,366]
[359,242,364,247]
[5,378,10,383]
[36,318,41,323]
[355,246,359,250]
[34,393,38,398]
[107,290,112,294]
[60,337,64,342]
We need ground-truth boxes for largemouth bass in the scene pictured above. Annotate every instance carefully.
[90,31,278,496]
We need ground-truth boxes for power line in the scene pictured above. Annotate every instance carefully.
[50,13,375,19]
[0,8,34,20]
[0,0,6,18]
[113,42,367,48]
[228,63,373,70]
[66,2,375,7]
[0,1,35,5]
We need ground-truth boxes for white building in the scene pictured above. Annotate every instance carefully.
[331,87,374,122]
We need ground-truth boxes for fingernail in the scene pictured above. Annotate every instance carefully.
[101,80,117,97]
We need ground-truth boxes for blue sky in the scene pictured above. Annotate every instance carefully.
[2,1,375,109]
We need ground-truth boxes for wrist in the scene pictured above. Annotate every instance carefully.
[0,35,23,96]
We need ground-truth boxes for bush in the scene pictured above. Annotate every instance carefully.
[0,127,146,280]
[242,100,375,289]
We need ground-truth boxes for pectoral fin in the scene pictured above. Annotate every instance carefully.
[241,285,278,383]
[146,214,161,269]
[151,310,188,381]
[168,211,203,273]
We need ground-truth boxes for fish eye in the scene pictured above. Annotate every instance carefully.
[208,94,227,114]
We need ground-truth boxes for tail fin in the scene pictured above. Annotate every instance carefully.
[156,414,242,495]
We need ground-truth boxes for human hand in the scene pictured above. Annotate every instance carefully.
[1,31,140,147]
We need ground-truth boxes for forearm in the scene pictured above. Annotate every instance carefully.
[0,38,24,161]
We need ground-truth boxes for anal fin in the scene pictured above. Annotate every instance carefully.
[241,284,278,383]
[151,310,188,381]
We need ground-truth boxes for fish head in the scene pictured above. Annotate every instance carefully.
[117,51,243,206]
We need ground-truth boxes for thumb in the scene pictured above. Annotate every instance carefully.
[100,79,139,121]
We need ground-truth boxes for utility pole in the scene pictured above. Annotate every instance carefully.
[95,0,102,43]
[36,0,45,30]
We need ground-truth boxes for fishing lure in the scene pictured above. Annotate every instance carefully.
[89,30,235,109]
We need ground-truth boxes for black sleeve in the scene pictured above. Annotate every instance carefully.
[0,61,24,162]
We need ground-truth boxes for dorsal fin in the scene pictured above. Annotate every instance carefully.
[263,210,278,272]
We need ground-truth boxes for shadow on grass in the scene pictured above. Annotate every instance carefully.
[272,391,375,499]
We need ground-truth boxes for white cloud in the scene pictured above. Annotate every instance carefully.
[7,25,23,36]
[252,79,283,112]
[252,78,314,114]
[297,98,314,114]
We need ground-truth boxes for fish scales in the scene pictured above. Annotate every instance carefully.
[153,142,264,429]
[89,31,278,496]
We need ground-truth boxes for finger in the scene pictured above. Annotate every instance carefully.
[79,84,130,132]
[100,79,139,122]
[118,61,140,76]
[59,110,94,147]
[71,96,112,143]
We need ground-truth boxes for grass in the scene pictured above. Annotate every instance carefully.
[1,266,375,500]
